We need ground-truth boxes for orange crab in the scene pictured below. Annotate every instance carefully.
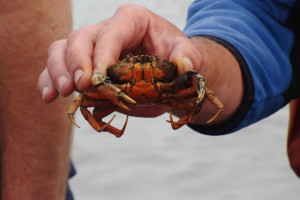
[68,55,223,137]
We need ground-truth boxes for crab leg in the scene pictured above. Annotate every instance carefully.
[184,73,223,124]
[204,89,224,123]
[167,90,223,129]
[166,101,197,130]
[97,116,129,138]
[167,111,188,130]
[165,72,223,129]
[67,93,114,128]
[68,93,84,128]
[93,107,129,137]
[80,106,116,132]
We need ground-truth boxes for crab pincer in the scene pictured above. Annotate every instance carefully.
[91,73,137,111]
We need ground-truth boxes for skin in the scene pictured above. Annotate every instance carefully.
[0,0,72,199]
[37,4,243,126]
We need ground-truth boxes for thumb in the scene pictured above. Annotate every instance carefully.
[169,41,203,76]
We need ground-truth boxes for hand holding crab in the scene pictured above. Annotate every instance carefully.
[68,55,223,137]
[37,4,243,137]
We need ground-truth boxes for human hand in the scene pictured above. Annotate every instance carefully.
[37,4,203,117]
[37,4,202,100]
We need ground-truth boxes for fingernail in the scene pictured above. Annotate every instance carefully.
[177,57,193,70]
[42,86,49,100]
[74,69,84,86]
[58,76,68,92]
[94,65,107,75]
[183,57,194,70]
[93,68,99,74]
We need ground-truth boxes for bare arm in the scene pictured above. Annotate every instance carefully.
[0,0,73,199]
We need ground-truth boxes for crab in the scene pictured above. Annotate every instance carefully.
[68,55,223,137]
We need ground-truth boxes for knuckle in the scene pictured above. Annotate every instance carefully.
[48,39,66,54]
[66,47,82,67]
[67,59,82,74]
[78,25,97,33]
[116,4,146,14]
[68,25,96,41]
[67,30,80,42]
[66,47,85,74]
[46,58,62,78]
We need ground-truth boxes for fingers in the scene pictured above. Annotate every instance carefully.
[37,39,74,103]
[47,39,75,96]
[92,4,149,74]
[66,25,100,90]
[37,4,205,104]
[92,4,203,76]
[37,68,59,103]
[169,38,203,76]
[38,25,100,102]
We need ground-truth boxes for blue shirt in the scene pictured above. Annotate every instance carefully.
[183,0,299,135]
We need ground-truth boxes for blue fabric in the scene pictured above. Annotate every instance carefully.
[66,162,76,200]
[184,0,297,134]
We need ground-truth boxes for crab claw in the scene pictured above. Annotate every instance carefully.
[115,92,137,111]
[119,92,136,104]
[95,82,136,112]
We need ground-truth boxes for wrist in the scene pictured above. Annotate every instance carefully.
[188,36,244,125]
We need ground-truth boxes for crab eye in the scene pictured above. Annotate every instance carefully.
[91,73,106,86]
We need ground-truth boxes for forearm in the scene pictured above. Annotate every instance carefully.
[0,1,72,199]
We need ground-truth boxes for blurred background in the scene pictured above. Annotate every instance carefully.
[69,0,300,199]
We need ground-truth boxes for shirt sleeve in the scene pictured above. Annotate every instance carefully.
[183,0,296,135]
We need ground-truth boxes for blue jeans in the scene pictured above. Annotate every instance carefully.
[66,162,76,200]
